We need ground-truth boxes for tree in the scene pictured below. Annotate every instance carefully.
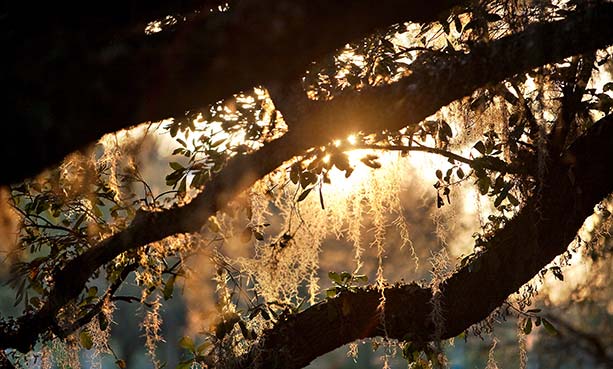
[1,0,613,368]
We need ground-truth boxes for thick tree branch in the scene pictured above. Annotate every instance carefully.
[1,2,613,354]
[236,113,613,369]
[1,0,460,186]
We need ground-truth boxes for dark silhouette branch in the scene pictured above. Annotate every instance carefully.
[1,0,461,186]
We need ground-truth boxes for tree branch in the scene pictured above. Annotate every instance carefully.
[352,143,525,174]
[1,0,461,186]
[1,2,613,354]
[235,112,613,369]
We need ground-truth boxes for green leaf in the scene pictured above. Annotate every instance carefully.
[523,318,532,335]
[542,318,559,335]
[328,271,341,284]
[163,275,176,300]
[98,312,109,331]
[326,287,338,298]
[179,336,195,352]
[80,330,94,350]
[340,271,352,283]
[178,176,187,194]
[169,162,184,171]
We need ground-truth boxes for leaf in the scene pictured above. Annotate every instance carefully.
[177,176,187,193]
[551,266,564,281]
[169,162,184,171]
[290,164,300,184]
[486,13,502,22]
[163,275,176,300]
[80,330,93,350]
[436,169,443,179]
[508,193,520,206]
[326,287,338,298]
[360,157,381,169]
[474,141,486,155]
[98,312,109,331]
[477,175,491,195]
[300,171,317,188]
[542,318,559,335]
[328,271,341,284]
[179,336,195,352]
[297,188,312,202]
[454,16,462,33]
[340,271,352,283]
[494,192,506,207]
[523,318,532,335]
[210,138,226,148]
[457,167,465,179]
[439,120,453,138]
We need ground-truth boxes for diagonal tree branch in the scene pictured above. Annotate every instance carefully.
[1,0,461,186]
[235,112,613,369]
[1,2,613,354]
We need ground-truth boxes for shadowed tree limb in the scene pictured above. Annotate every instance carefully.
[1,0,461,186]
[1,2,613,356]
[234,112,613,369]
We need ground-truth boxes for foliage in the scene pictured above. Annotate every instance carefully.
[1,0,613,368]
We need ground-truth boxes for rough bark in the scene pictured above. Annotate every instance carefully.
[1,0,460,186]
[1,2,613,359]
